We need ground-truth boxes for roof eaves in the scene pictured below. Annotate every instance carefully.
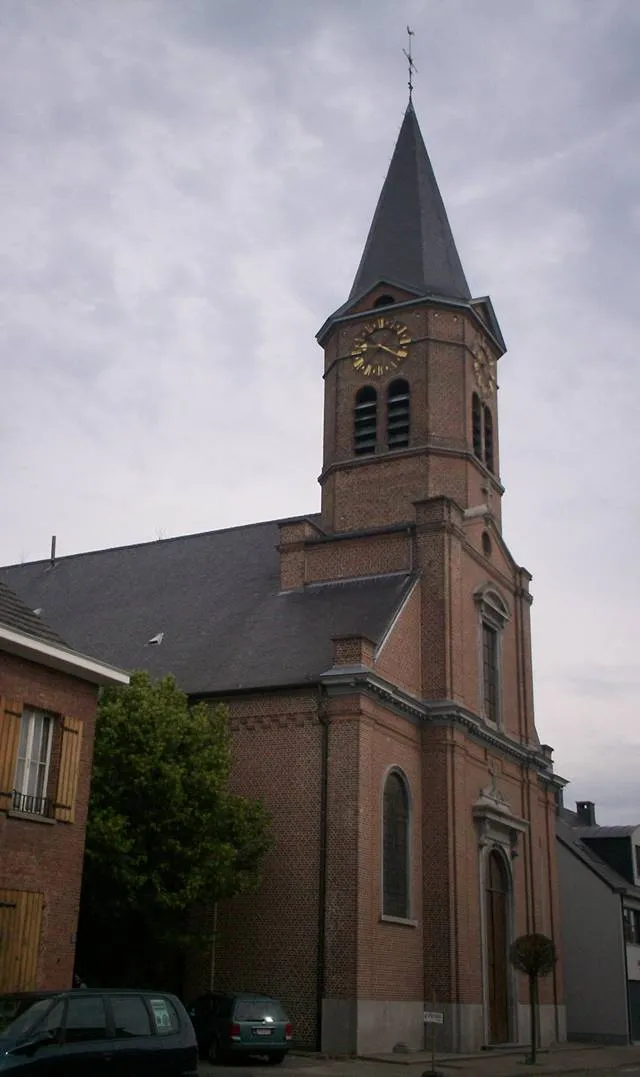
[317,290,497,347]
[0,623,130,687]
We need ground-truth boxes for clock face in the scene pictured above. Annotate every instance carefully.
[351,316,412,377]
[472,342,497,397]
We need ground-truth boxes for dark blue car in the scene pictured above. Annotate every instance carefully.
[0,988,198,1074]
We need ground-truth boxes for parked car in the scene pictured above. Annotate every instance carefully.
[0,987,198,1075]
[187,991,293,1064]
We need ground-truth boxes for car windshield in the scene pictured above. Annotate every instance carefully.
[234,1000,286,1022]
[0,998,54,1040]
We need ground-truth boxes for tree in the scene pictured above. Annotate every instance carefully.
[77,671,272,989]
[509,933,558,1065]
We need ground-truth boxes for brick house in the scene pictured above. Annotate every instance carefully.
[0,102,566,1052]
[557,800,640,1044]
[0,581,128,993]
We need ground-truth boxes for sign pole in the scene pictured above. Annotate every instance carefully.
[422,991,443,1077]
[431,989,437,1074]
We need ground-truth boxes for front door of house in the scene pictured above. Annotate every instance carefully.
[485,850,510,1043]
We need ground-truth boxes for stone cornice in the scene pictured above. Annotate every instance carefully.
[319,444,506,496]
[319,666,565,785]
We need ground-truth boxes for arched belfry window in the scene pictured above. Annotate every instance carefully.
[383,770,410,918]
[354,386,377,455]
[472,393,482,459]
[484,406,494,472]
[387,379,410,450]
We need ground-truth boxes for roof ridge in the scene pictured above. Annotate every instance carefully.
[1,513,320,569]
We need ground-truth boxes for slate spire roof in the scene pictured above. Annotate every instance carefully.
[349,101,471,304]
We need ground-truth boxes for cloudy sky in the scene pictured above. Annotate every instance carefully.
[1,0,638,822]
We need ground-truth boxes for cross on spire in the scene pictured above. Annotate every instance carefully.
[402,26,418,101]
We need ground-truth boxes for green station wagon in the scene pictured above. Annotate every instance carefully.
[188,992,293,1064]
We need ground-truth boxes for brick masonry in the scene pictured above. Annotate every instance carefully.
[0,651,100,990]
[192,285,564,1053]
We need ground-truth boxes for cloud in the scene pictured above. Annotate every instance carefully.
[0,1,638,824]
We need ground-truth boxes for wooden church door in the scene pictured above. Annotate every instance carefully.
[485,850,510,1043]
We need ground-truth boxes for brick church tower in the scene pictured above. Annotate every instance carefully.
[0,101,566,1055]
[276,101,566,1052]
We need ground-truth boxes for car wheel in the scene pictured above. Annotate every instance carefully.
[267,1051,286,1065]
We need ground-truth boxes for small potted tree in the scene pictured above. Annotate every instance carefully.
[509,933,557,1065]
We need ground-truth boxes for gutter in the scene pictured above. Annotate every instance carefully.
[0,624,130,687]
[316,687,329,1051]
[621,894,632,1043]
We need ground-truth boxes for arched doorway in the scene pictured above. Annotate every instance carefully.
[485,849,510,1043]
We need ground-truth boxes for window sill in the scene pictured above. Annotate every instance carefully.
[380,914,418,927]
[7,810,56,826]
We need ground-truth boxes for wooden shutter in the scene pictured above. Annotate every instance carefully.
[0,698,22,812]
[0,890,43,992]
[54,716,83,823]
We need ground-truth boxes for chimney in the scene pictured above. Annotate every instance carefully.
[50,535,57,567]
[576,800,597,827]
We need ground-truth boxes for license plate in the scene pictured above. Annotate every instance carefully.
[253,1028,272,1036]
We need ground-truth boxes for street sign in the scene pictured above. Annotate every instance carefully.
[423,1011,444,1025]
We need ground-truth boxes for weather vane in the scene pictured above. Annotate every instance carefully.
[403,26,418,101]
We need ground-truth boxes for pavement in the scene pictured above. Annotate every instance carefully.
[197,1041,640,1077]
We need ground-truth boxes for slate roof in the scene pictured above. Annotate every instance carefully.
[576,825,639,839]
[0,519,415,697]
[557,817,640,899]
[0,579,67,648]
[348,102,471,304]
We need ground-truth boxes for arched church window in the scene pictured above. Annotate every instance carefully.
[484,406,494,472]
[373,294,396,308]
[354,386,377,455]
[472,393,482,459]
[383,770,410,918]
[474,587,510,727]
[387,379,410,450]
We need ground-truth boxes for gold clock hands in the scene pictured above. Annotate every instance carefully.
[376,343,405,358]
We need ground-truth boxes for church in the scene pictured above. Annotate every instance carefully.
[1,99,566,1054]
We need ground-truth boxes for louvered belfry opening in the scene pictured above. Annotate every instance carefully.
[484,406,494,472]
[387,379,410,449]
[354,386,377,455]
[472,393,482,459]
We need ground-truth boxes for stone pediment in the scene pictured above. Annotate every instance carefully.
[473,774,529,858]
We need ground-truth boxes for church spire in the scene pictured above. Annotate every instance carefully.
[348,102,471,304]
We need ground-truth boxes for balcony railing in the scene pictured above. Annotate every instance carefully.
[12,790,55,819]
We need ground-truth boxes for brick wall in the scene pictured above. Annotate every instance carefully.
[0,651,99,989]
[201,690,324,1047]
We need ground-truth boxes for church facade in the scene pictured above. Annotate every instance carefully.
[1,102,566,1054]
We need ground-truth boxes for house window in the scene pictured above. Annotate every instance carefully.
[474,587,510,726]
[382,770,410,919]
[635,845,640,881]
[484,406,494,472]
[13,708,54,817]
[387,379,410,449]
[472,393,482,458]
[623,907,640,945]
[483,624,499,723]
[354,386,377,455]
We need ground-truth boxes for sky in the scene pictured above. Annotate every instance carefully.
[1,0,638,824]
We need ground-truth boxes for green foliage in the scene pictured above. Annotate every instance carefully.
[78,671,272,986]
[509,933,557,979]
[509,933,557,1065]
